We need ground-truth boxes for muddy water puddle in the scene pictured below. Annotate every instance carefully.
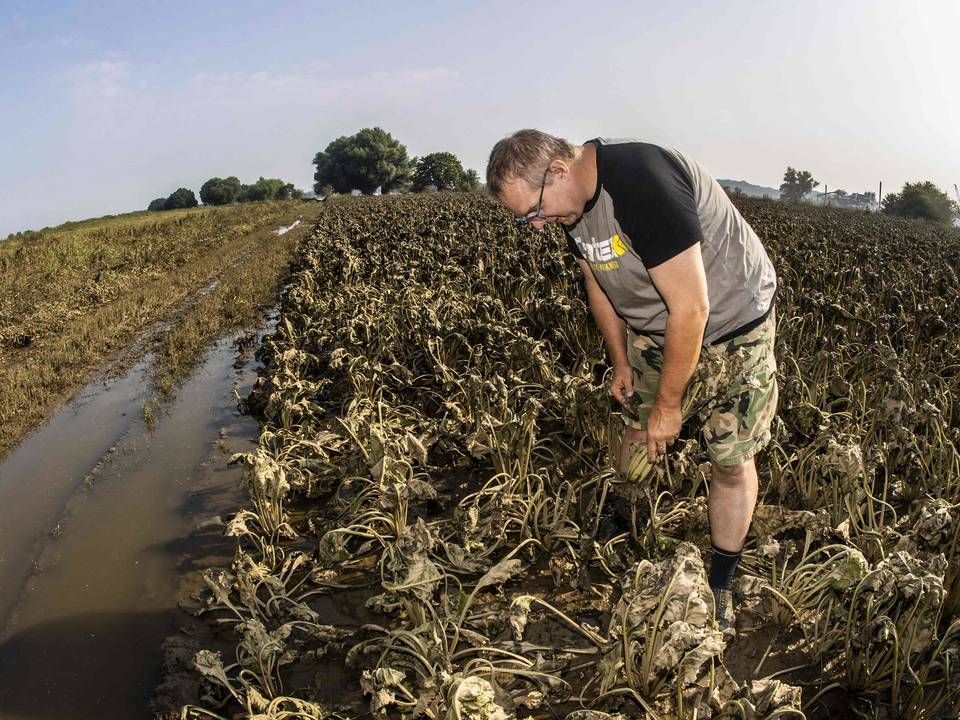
[0,321,274,719]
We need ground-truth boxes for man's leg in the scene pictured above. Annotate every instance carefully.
[707,458,757,633]
[708,458,758,552]
[702,313,777,632]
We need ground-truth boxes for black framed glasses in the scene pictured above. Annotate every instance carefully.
[514,167,550,226]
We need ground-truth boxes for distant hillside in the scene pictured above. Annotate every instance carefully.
[717,179,780,199]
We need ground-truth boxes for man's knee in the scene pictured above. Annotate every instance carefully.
[710,458,756,487]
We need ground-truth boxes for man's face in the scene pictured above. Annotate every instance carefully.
[498,164,583,229]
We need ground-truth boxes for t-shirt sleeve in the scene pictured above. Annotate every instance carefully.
[605,145,704,268]
[563,227,585,260]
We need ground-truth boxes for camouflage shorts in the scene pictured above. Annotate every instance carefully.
[622,310,778,466]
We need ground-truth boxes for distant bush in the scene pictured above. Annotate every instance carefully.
[313,127,412,195]
[461,168,480,191]
[238,177,298,203]
[780,167,819,203]
[409,153,481,193]
[164,188,198,210]
[412,152,466,192]
[200,176,242,206]
[147,198,167,212]
[882,181,956,224]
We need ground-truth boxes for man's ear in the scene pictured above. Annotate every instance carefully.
[549,159,570,182]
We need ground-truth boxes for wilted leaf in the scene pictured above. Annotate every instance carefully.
[383,552,443,602]
[509,595,534,641]
[193,650,239,698]
[446,675,512,720]
[474,557,523,592]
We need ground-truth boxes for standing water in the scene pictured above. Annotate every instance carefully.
[0,318,275,719]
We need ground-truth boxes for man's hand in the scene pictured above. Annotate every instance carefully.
[646,401,682,463]
[609,363,634,406]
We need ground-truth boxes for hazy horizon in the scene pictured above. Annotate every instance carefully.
[1,0,957,237]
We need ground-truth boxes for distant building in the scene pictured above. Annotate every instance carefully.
[845,192,877,209]
[808,190,877,210]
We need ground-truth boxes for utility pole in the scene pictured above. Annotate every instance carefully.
[878,181,882,212]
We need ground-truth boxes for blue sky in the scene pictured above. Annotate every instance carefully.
[1,0,958,236]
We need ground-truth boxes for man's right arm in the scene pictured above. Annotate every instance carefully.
[577,259,633,404]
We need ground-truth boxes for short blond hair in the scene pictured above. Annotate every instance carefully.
[486,129,577,195]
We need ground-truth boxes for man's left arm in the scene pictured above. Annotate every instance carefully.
[645,242,710,461]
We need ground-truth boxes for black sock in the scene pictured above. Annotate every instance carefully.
[709,544,742,590]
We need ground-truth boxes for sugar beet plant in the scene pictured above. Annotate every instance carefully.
[181,195,960,720]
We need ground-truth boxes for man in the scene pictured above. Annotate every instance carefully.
[486,129,778,632]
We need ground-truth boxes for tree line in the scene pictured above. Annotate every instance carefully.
[144,127,479,212]
[147,176,303,212]
[144,130,956,226]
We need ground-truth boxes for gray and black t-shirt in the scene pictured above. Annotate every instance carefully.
[563,138,777,346]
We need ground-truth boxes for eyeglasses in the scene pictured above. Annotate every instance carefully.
[514,167,550,226]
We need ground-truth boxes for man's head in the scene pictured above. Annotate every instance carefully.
[487,129,593,229]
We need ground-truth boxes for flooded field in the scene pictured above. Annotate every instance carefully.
[0,320,274,720]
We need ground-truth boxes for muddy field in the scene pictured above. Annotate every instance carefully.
[169,194,960,719]
[0,203,323,719]
[0,200,324,461]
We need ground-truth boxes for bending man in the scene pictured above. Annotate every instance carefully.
[486,130,778,632]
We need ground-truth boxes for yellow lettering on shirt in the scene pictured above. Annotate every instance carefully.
[590,260,621,272]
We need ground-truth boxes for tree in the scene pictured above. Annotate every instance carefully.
[200,176,242,205]
[780,167,819,203]
[882,181,956,224]
[412,152,465,192]
[313,127,413,195]
[164,187,198,209]
[147,197,167,212]
[237,177,298,202]
[459,168,481,191]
